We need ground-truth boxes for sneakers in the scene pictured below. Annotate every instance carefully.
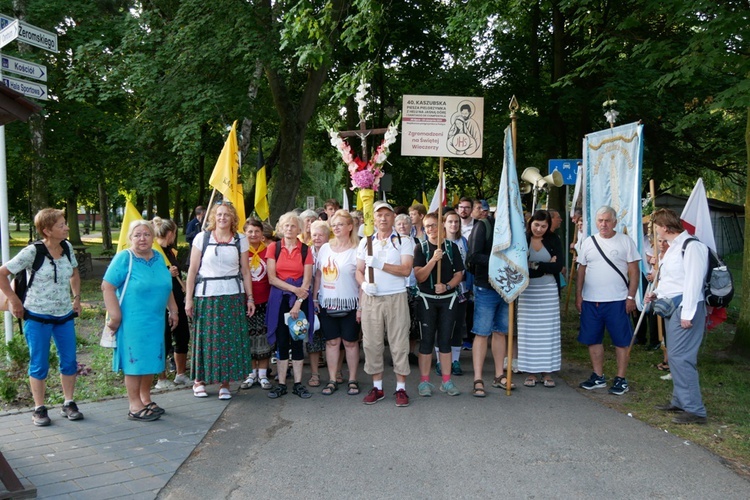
[579,372,607,390]
[418,381,434,397]
[155,379,177,390]
[440,380,460,396]
[435,362,442,376]
[60,402,84,421]
[32,406,51,426]
[394,389,410,407]
[462,341,473,351]
[608,376,629,395]
[173,373,191,385]
[363,387,385,405]
[451,360,463,376]
[654,403,684,413]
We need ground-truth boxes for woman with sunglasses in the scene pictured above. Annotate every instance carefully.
[312,210,360,395]
[185,201,255,400]
[413,212,465,397]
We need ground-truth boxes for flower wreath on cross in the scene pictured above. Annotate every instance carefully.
[328,81,401,191]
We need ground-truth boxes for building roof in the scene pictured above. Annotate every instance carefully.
[0,83,42,125]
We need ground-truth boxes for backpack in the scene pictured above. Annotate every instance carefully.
[681,238,734,308]
[196,230,243,294]
[274,240,309,266]
[13,240,73,304]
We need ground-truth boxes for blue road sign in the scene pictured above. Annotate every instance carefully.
[548,159,581,186]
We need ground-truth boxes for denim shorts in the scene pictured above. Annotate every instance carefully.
[471,285,509,336]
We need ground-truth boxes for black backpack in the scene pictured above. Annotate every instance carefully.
[13,240,73,304]
[274,240,309,265]
[681,238,734,308]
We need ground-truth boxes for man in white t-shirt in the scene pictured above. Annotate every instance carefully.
[457,197,474,240]
[575,206,640,396]
[356,201,415,407]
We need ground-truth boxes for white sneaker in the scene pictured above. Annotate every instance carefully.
[173,373,191,385]
[155,379,176,390]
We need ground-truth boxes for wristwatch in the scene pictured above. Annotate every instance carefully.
[445,284,452,291]
[626,295,634,300]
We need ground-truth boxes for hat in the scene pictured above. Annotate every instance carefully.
[479,199,490,211]
[286,311,309,341]
[373,201,395,212]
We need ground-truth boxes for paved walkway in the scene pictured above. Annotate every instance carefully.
[3,360,750,499]
[1,388,227,499]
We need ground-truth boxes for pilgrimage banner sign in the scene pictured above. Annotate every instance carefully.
[401,95,484,158]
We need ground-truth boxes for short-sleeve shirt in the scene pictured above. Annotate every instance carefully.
[249,246,271,304]
[266,241,314,281]
[357,231,415,296]
[577,232,640,302]
[413,240,464,295]
[316,244,358,310]
[192,231,249,297]
[6,241,78,317]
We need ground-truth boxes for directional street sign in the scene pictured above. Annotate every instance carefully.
[0,15,58,53]
[0,19,18,49]
[2,74,47,100]
[1,54,46,81]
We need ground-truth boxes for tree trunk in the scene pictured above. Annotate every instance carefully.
[155,177,170,217]
[66,196,83,246]
[268,122,305,219]
[199,124,207,206]
[174,183,182,228]
[733,106,750,355]
[98,183,112,251]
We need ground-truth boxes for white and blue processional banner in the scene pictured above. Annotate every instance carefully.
[489,126,529,303]
[582,121,644,245]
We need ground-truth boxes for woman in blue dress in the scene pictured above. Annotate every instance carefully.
[102,220,178,421]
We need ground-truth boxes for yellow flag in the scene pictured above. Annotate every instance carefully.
[255,165,270,221]
[209,120,245,230]
[117,199,170,266]
[356,190,363,211]
[421,192,429,208]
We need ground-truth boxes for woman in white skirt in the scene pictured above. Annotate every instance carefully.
[518,210,563,388]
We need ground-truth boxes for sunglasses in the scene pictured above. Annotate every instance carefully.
[215,200,233,206]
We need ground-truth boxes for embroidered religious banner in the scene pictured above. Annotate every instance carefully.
[581,121,644,247]
[488,126,529,303]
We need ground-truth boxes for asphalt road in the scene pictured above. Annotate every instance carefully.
[158,361,750,499]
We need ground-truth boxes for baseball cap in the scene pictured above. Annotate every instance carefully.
[480,199,490,211]
[373,201,395,212]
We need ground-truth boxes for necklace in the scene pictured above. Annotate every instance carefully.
[213,231,234,244]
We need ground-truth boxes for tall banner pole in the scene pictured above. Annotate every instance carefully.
[648,179,665,351]
[506,96,519,396]
[436,157,444,284]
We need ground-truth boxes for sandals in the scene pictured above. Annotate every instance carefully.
[308,373,321,387]
[524,376,538,388]
[145,402,165,415]
[267,384,287,399]
[543,377,556,388]
[240,374,257,389]
[347,380,360,396]
[218,387,232,400]
[128,407,161,421]
[472,379,486,398]
[493,375,516,391]
[193,383,208,398]
[260,377,272,390]
[335,372,344,384]
[292,383,312,399]
[322,381,338,396]
[656,362,670,372]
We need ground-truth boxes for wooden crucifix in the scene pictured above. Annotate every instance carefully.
[337,119,390,283]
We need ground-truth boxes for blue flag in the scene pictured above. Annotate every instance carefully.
[489,126,529,303]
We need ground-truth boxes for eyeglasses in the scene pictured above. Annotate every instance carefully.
[458,205,471,210]
[424,224,438,229]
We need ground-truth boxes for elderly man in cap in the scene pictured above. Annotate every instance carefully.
[356,201,415,407]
